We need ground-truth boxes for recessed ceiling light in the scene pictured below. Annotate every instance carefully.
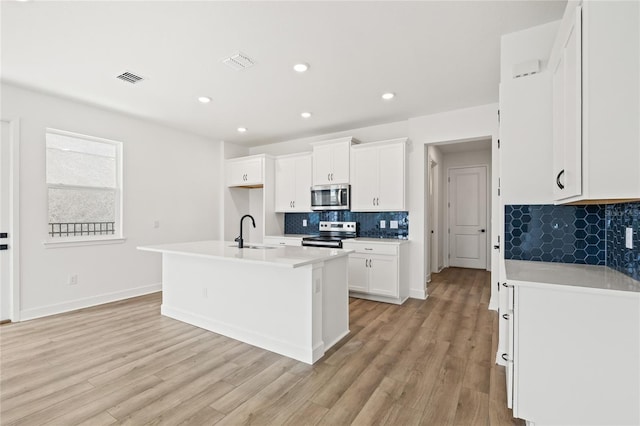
[301,112,312,119]
[381,92,395,100]
[237,127,247,133]
[198,96,211,104]
[293,63,309,73]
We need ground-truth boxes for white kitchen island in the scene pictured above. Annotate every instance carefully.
[137,240,351,364]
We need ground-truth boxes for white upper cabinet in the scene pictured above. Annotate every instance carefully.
[551,1,640,203]
[552,5,582,200]
[350,138,407,212]
[311,137,356,185]
[275,153,312,212]
[226,155,264,187]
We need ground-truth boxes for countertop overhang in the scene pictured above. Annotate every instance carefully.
[505,260,640,294]
[138,240,352,268]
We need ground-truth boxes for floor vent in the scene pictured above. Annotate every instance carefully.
[222,53,255,70]
[116,71,144,84]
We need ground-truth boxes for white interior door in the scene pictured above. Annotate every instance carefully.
[1,121,11,321]
[448,166,487,269]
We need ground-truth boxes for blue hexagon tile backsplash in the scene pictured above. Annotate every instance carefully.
[285,211,409,239]
[606,202,640,281]
[505,202,640,281]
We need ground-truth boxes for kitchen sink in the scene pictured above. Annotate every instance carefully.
[229,245,277,250]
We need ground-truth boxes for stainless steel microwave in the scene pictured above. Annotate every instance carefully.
[311,184,350,211]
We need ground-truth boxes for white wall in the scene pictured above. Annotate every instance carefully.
[499,21,559,205]
[221,142,250,243]
[440,147,492,271]
[408,104,498,302]
[427,145,443,275]
[249,104,498,302]
[250,120,408,156]
[2,84,222,320]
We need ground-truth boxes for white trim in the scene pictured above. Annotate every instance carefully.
[45,128,124,241]
[19,283,161,321]
[46,127,124,147]
[446,163,491,270]
[43,236,127,249]
[1,118,21,322]
[410,288,428,300]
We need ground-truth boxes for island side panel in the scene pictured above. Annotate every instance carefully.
[321,256,350,350]
[160,252,319,364]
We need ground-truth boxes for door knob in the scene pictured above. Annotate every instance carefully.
[479,229,486,233]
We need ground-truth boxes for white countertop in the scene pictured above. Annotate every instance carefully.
[505,260,640,294]
[138,240,352,268]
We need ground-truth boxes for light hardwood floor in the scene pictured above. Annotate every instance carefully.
[0,267,522,425]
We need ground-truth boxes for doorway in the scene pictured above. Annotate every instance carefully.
[448,165,488,269]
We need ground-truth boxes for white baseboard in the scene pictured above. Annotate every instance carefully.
[409,288,427,300]
[488,294,498,311]
[19,283,161,321]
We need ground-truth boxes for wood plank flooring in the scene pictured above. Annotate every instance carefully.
[0,267,523,425]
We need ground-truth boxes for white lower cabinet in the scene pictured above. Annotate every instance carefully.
[342,240,408,304]
[504,281,640,425]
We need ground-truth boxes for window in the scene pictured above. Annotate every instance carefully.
[46,129,123,243]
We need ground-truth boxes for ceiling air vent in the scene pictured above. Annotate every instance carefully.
[222,53,255,70]
[116,71,144,84]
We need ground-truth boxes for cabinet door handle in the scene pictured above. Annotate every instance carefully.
[292,201,295,208]
[328,173,331,181]
[501,353,511,362]
[373,197,376,206]
[376,197,379,206]
[369,259,372,268]
[502,282,513,288]
[330,173,333,181]
[502,313,510,320]
[279,242,286,245]
[556,169,565,190]
[364,248,373,251]
[365,259,369,267]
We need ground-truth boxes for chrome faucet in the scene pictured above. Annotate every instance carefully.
[235,214,256,248]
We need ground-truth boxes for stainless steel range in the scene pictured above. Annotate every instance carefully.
[301,221,356,248]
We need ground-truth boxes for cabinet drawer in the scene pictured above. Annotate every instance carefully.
[342,242,398,256]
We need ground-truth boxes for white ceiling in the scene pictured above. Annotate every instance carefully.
[1,1,566,147]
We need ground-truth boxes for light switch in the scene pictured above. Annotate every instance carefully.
[390,220,399,229]
[380,220,386,229]
[626,227,634,249]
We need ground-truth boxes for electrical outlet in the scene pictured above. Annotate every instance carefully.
[303,219,307,227]
[69,274,78,285]
[626,227,634,249]
[380,220,386,229]
[390,220,399,229]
